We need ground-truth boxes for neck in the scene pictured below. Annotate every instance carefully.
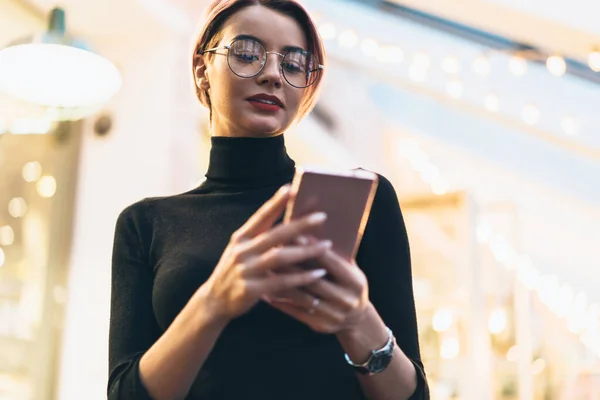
[204,134,295,187]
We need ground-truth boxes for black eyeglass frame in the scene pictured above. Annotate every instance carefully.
[199,38,324,89]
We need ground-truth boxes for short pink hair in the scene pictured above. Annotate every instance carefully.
[192,0,326,121]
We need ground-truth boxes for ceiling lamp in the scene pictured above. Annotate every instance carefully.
[0,7,121,111]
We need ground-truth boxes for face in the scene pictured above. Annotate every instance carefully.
[196,6,309,138]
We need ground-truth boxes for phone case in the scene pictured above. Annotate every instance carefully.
[284,166,379,261]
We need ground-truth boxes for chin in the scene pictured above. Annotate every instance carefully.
[245,119,286,137]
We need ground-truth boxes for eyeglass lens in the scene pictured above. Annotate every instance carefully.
[227,38,319,88]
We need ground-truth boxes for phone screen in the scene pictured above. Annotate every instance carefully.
[284,167,379,261]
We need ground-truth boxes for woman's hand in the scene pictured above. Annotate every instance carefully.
[198,185,333,326]
[263,247,371,335]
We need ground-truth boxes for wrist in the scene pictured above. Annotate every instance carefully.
[189,283,231,333]
[337,302,385,343]
[337,302,389,362]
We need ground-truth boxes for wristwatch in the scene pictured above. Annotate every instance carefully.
[344,327,396,375]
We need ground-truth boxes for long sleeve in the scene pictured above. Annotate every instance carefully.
[356,174,430,399]
[108,203,161,400]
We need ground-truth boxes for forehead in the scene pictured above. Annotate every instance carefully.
[220,5,308,51]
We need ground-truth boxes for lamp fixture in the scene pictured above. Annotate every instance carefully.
[0,7,121,113]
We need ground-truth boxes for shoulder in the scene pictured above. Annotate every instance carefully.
[353,168,399,206]
[116,188,201,224]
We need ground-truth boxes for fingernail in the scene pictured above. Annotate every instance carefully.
[310,269,327,278]
[279,185,291,194]
[296,235,309,246]
[316,240,332,249]
[308,212,327,224]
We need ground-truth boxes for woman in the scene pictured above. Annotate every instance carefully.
[108,1,429,399]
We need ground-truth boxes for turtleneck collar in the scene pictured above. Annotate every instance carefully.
[205,134,295,187]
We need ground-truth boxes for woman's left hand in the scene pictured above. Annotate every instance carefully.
[263,248,371,335]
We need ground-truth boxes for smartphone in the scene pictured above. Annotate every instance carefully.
[284,166,379,261]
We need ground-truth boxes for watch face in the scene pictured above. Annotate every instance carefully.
[368,352,391,373]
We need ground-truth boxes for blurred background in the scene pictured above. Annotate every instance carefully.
[1,0,599,399]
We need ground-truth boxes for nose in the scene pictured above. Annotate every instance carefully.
[256,52,283,88]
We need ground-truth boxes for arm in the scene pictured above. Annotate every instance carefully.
[108,190,335,400]
[108,204,227,400]
[343,174,429,400]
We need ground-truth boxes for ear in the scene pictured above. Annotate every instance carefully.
[194,57,210,91]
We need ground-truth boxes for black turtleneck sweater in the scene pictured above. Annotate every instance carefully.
[108,135,428,400]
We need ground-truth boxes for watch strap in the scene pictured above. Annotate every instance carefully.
[344,326,396,375]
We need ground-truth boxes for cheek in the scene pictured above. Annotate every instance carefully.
[287,90,306,118]
[210,72,242,111]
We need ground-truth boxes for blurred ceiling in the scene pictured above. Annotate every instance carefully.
[389,0,600,62]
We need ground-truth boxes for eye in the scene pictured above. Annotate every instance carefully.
[282,62,303,74]
[235,52,260,63]
[283,53,308,74]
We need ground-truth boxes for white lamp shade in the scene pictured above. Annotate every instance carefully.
[0,43,122,108]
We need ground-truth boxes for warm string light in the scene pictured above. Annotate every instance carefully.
[488,307,507,334]
[37,176,57,198]
[396,138,449,195]
[588,50,600,72]
[442,55,460,74]
[546,55,567,77]
[376,46,404,64]
[412,52,431,69]
[338,30,358,48]
[507,347,546,373]
[318,22,336,40]
[509,56,527,76]
[22,161,42,182]
[0,117,53,135]
[440,335,460,359]
[432,308,454,332]
[477,222,600,359]
[1,162,55,274]
[473,54,491,76]
[317,22,585,139]
[561,116,579,136]
[445,80,464,99]
[8,198,27,218]
[360,38,379,58]
[0,226,14,246]
[589,49,600,72]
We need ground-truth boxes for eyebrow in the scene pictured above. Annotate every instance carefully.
[231,34,307,53]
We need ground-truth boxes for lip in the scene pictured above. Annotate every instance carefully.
[246,93,284,108]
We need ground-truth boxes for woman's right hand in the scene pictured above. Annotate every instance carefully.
[197,184,331,325]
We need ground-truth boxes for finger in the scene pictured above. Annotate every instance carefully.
[316,249,364,290]
[268,289,343,321]
[246,212,327,255]
[256,268,328,294]
[242,241,332,276]
[300,276,358,310]
[235,185,291,240]
[270,266,358,312]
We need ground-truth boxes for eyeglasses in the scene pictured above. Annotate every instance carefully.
[200,37,324,89]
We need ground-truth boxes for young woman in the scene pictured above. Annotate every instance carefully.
[108,1,429,399]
